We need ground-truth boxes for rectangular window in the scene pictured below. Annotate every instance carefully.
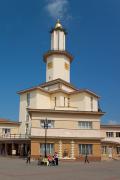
[47,62,53,69]
[78,121,92,129]
[116,132,120,137]
[116,147,120,154]
[64,97,66,106]
[27,93,30,106]
[68,98,70,107]
[79,144,92,155]
[40,120,54,128]
[106,132,114,138]
[40,143,54,155]
[2,128,11,134]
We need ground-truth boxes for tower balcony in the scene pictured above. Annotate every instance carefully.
[43,50,73,62]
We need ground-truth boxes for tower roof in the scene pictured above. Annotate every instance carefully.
[50,19,67,34]
[55,19,63,29]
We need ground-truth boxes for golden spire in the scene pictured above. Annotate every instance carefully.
[55,19,63,29]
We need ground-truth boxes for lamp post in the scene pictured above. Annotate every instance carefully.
[44,118,48,158]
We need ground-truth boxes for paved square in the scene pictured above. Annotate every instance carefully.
[0,157,120,180]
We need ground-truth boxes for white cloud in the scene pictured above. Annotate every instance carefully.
[45,0,70,20]
[108,120,118,125]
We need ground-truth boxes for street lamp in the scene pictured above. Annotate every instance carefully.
[43,118,48,158]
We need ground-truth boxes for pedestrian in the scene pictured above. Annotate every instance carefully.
[84,153,89,163]
[26,150,31,164]
[54,152,59,166]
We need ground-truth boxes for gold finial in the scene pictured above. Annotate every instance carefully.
[55,19,62,29]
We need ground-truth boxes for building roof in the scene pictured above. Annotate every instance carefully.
[0,118,20,125]
[17,78,77,94]
[71,89,100,98]
[101,124,120,128]
[40,78,77,90]
[17,85,49,95]
[17,78,100,98]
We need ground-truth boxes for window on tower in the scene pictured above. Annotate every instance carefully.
[48,62,53,69]
[64,62,69,70]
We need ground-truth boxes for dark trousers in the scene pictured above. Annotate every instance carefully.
[85,156,89,163]
[55,158,58,165]
[26,157,30,164]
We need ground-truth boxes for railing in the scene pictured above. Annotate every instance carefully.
[0,133,30,139]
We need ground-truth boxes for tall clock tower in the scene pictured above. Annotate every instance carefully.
[43,20,73,82]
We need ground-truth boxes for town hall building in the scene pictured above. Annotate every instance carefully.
[0,20,120,161]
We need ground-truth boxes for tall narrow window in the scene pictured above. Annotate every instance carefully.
[91,97,93,111]
[54,97,56,107]
[116,147,120,154]
[68,98,70,107]
[116,132,120,137]
[64,97,66,106]
[27,93,30,107]
[58,31,59,50]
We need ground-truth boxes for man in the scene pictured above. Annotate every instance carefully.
[54,152,59,166]
[85,153,89,163]
[26,151,31,164]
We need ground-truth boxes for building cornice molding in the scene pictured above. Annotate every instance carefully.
[28,108,105,116]
[43,50,73,63]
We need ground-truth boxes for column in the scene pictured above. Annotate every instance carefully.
[70,140,75,159]
[58,140,62,159]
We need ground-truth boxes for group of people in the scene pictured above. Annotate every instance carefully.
[26,151,89,165]
[47,152,59,166]
[26,151,59,166]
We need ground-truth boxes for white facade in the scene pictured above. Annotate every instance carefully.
[51,29,65,51]
[46,55,70,82]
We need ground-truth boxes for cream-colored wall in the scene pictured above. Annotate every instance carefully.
[19,90,37,134]
[0,124,19,136]
[50,92,69,108]
[70,93,85,110]
[36,90,51,109]
[84,94,98,111]
[19,89,51,134]
[70,92,98,111]
[46,55,70,82]
[32,118,100,130]
[31,112,101,139]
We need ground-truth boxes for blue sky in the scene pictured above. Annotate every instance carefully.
[0,0,120,124]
